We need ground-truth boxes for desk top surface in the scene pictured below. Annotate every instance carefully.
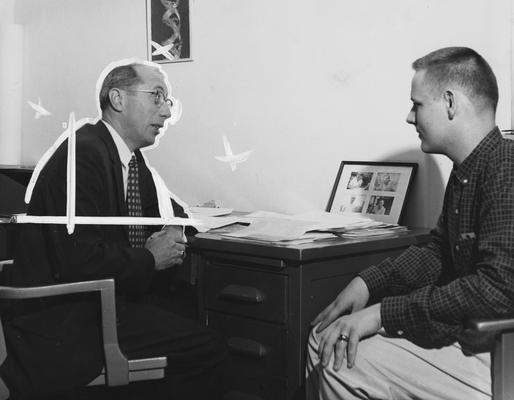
[191,227,431,262]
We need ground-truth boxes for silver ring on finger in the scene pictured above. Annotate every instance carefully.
[338,333,349,342]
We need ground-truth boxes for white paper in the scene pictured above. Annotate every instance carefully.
[191,215,241,232]
[189,207,233,217]
[224,218,320,242]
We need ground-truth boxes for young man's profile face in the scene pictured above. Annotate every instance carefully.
[406,70,450,156]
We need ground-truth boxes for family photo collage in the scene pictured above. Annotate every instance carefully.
[327,162,417,225]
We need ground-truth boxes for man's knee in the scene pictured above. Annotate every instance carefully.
[307,326,321,363]
[306,327,382,367]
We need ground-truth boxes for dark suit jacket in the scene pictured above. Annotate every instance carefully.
[1,121,187,398]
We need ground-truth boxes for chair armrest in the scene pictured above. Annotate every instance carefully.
[0,278,114,299]
[466,317,514,332]
[0,260,13,272]
[0,279,129,386]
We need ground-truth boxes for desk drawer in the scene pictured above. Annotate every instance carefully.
[205,263,287,323]
[208,312,286,376]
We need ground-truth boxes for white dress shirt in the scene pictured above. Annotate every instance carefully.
[101,120,133,198]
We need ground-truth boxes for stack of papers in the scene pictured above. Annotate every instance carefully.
[188,209,407,243]
[339,225,408,238]
[213,211,397,243]
[209,223,337,245]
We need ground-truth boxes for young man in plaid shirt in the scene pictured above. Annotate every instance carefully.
[307,47,513,400]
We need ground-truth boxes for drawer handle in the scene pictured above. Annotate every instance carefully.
[228,337,269,359]
[219,284,265,303]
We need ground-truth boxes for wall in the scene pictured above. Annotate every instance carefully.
[0,0,23,164]
[0,0,14,23]
[13,0,512,228]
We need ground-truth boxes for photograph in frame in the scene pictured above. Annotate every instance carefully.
[146,0,192,63]
[326,161,417,225]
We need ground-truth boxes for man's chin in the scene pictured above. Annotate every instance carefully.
[420,142,433,154]
[139,137,157,150]
[420,142,442,155]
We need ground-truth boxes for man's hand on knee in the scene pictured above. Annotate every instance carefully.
[318,303,382,370]
[312,276,370,332]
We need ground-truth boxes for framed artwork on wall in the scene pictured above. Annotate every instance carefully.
[146,0,192,63]
[326,161,417,225]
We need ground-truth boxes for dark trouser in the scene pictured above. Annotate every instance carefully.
[0,301,226,400]
[115,302,227,400]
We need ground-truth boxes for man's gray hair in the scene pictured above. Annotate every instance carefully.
[98,63,143,111]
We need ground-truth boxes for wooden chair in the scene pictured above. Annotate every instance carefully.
[0,259,166,399]
[467,317,514,400]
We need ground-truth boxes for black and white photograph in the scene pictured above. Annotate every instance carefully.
[373,172,401,192]
[338,194,366,213]
[346,172,373,190]
[366,195,394,215]
[0,1,510,399]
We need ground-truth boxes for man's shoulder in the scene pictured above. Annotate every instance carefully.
[478,137,514,182]
[76,121,107,145]
[43,122,112,173]
[75,121,116,157]
[489,136,514,164]
[499,135,514,151]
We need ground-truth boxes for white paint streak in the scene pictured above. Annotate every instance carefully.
[65,112,76,234]
[214,135,253,171]
[13,215,200,226]
[150,40,175,61]
[27,97,51,119]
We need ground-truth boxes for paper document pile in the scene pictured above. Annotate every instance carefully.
[193,210,402,243]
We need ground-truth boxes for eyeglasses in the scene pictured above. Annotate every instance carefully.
[124,89,173,108]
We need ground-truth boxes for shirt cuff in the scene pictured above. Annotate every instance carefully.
[381,296,408,337]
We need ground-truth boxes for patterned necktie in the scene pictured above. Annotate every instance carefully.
[127,155,146,248]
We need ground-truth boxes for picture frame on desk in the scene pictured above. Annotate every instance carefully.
[326,161,417,225]
[146,0,192,64]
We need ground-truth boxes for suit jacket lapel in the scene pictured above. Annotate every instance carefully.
[94,121,128,234]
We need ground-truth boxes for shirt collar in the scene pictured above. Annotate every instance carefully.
[101,120,133,168]
[453,126,502,183]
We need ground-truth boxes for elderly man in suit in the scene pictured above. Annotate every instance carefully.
[0,60,226,399]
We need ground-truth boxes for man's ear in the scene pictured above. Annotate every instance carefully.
[108,88,124,112]
[443,90,456,120]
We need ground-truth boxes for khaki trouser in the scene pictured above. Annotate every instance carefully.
[306,328,491,400]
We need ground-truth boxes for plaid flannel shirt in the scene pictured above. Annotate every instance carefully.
[359,127,514,353]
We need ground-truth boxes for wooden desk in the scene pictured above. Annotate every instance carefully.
[191,228,431,400]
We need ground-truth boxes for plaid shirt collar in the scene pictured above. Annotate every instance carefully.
[452,126,502,184]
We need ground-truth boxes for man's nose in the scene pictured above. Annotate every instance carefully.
[406,110,415,125]
[160,103,172,119]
